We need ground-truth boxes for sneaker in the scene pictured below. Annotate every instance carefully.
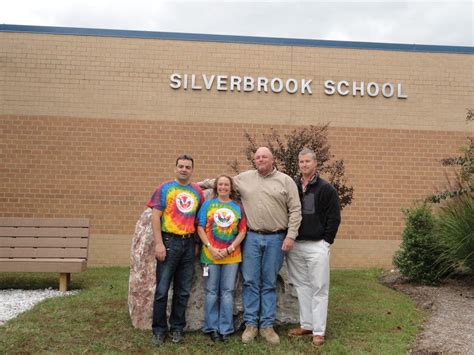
[242,325,258,344]
[170,330,184,344]
[209,331,221,342]
[152,333,166,347]
[259,327,280,345]
[221,334,230,342]
[288,327,313,337]
[313,335,325,346]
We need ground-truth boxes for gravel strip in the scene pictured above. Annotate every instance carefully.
[381,271,474,354]
[0,288,78,325]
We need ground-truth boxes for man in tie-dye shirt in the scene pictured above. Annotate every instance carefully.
[148,154,204,347]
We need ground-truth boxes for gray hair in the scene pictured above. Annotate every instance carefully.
[298,148,317,161]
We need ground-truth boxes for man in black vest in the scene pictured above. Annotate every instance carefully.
[287,148,341,347]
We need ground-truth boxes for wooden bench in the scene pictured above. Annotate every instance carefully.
[0,218,90,292]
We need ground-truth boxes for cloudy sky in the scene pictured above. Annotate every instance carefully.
[1,0,472,46]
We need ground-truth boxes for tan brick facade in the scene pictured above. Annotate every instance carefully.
[1,27,472,268]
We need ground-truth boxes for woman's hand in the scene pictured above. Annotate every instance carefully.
[208,245,223,260]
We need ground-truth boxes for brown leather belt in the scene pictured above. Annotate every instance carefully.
[248,229,287,235]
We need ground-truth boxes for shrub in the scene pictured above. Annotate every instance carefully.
[230,124,354,210]
[393,204,452,285]
[427,109,473,203]
[436,196,474,273]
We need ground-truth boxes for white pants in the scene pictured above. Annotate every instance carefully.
[287,240,330,336]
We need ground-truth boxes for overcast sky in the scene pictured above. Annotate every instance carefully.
[1,0,472,46]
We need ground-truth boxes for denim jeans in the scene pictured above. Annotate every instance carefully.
[202,263,239,335]
[241,231,285,328]
[152,233,195,335]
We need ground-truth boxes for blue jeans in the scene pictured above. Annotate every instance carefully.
[241,231,285,328]
[152,234,195,335]
[203,263,239,335]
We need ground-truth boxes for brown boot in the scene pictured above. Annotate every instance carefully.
[288,327,313,337]
[259,327,280,345]
[242,325,258,344]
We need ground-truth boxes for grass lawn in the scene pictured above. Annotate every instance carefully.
[0,268,424,354]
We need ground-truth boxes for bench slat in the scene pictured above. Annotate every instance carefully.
[0,218,90,285]
[0,237,89,248]
[1,248,88,258]
[0,227,89,237]
[0,218,89,227]
[0,258,87,273]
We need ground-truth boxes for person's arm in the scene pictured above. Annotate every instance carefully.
[227,209,247,254]
[197,225,223,260]
[151,209,166,261]
[198,179,215,189]
[321,185,341,244]
[227,227,246,254]
[196,201,221,259]
[199,175,241,192]
[282,178,302,251]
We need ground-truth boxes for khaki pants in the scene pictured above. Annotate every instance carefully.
[287,240,330,336]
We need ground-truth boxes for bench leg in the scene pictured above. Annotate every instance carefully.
[59,273,71,292]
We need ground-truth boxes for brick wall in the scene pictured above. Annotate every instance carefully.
[1,29,472,268]
[1,32,471,132]
[0,116,467,267]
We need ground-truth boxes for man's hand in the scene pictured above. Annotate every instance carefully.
[151,209,165,261]
[281,237,295,252]
[155,243,167,261]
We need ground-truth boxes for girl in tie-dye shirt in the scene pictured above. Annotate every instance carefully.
[197,175,247,341]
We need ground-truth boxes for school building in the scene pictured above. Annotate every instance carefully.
[1,24,472,268]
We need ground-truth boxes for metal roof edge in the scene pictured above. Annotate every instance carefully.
[1,24,472,54]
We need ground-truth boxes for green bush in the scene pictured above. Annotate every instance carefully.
[436,196,474,273]
[393,204,452,285]
[427,109,473,204]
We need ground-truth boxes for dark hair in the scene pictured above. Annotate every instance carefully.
[176,154,194,168]
[213,175,237,200]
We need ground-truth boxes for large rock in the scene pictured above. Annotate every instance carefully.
[128,208,299,331]
[128,208,156,330]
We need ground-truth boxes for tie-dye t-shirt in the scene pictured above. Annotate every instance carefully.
[197,198,247,265]
[148,180,204,235]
